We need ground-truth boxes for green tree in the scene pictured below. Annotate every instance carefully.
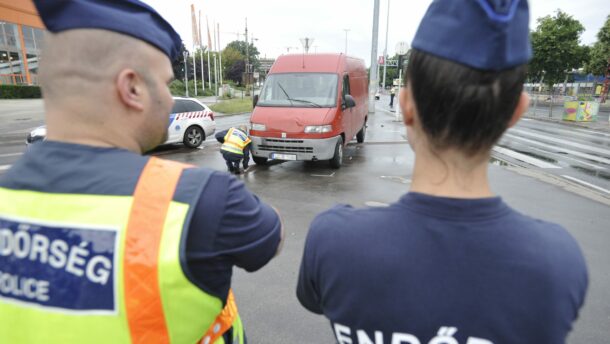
[529,10,586,88]
[225,40,260,70]
[586,14,610,76]
[222,47,246,84]
[172,44,210,84]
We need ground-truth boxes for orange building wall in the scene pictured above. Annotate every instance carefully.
[0,0,43,28]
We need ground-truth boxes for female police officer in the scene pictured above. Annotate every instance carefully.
[297,1,588,343]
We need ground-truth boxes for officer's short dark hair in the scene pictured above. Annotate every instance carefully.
[406,49,527,156]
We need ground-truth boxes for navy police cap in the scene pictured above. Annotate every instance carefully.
[33,0,182,62]
[412,0,532,71]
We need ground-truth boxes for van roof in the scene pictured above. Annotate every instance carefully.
[269,53,364,74]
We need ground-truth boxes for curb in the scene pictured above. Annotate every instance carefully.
[214,111,252,117]
[523,114,610,133]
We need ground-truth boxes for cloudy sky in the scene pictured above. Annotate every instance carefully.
[143,0,609,66]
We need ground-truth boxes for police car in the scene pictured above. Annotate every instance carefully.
[26,97,216,148]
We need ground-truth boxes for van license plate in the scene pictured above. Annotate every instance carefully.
[271,153,297,160]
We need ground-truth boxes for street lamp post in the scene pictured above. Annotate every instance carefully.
[382,0,390,90]
[183,50,189,97]
[368,0,381,114]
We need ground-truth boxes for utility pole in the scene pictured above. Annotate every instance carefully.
[213,21,218,96]
[183,50,189,97]
[601,58,610,104]
[191,4,198,96]
[199,10,205,92]
[368,0,380,114]
[245,18,250,95]
[300,38,314,53]
[382,0,390,90]
[206,16,212,91]
[218,23,223,86]
[343,29,350,55]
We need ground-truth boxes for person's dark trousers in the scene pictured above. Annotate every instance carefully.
[389,94,395,107]
[222,150,243,173]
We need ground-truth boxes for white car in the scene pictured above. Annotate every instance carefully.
[166,97,216,148]
[26,97,216,148]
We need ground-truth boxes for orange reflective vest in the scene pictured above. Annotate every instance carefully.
[0,157,244,343]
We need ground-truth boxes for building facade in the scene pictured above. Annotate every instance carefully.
[0,0,44,85]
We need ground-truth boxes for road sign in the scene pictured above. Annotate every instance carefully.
[395,41,409,55]
[253,72,260,79]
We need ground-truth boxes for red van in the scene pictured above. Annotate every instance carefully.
[250,53,368,168]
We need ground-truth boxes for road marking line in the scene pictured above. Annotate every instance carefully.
[0,152,22,158]
[0,165,11,171]
[505,133,610,165]
[365,201,390,207]
[1,140,25,145]
[571,128,610,138]
[311,172,335,177]
[520,126,610,145]
[561,175,610,195]
[528,147,605,170]
[492,146,561,169]
[380,176,411,184]
[511,128,610,156]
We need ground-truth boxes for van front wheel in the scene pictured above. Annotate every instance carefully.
[329,137,343,169]
[253,156,268,165]
[356,122,366,143]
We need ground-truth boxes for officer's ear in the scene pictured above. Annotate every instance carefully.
[116,68,145,112]
[400,85,416,127]
[507,91,529,128]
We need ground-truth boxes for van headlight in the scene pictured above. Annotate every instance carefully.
[304,125,332,133]
[251,123,266,131]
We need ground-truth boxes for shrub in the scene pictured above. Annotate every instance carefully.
[170,79,217,97]
[0,85,42,99]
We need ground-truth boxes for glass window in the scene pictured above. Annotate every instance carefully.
[1,22,20,49]
[171,100,188,114]
[0,24,5,47]
[342,75,351,98]
[9,51,22,73]
[258,73,339,108]
[183,100,205,112]
[22,26,36,51]
[33,28,45,50]
[26,53,38,83]
[0,51,8,64]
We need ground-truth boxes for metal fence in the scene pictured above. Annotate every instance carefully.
[524,82,608,120]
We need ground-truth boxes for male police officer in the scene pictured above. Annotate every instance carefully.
[0,1,283,343]
[297,1,588,343]
[216,125,251,174]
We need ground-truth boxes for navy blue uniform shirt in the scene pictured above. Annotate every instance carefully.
[0,141,281,304]
[297,192,588,344]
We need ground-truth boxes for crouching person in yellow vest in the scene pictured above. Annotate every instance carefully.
[215,126,251,175]
[0,1,284,343]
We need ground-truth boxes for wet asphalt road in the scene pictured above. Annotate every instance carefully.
[1,99,610,343]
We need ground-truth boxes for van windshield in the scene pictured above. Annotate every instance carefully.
[257,73,338,108]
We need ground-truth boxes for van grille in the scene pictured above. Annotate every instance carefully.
[264,138,304,144]
[258,145,313,153]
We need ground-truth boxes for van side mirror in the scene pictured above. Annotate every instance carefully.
[343,94,356,110]
[253,94,259,107]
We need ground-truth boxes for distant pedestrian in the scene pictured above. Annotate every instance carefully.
[389,86,396,107]
[216,125,251,174]
[297,1,588,343]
